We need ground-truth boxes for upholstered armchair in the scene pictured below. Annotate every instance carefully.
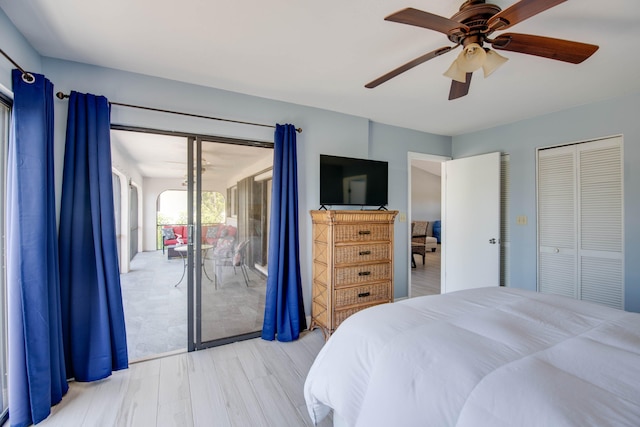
[411,220,437,266]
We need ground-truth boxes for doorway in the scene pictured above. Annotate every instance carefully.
[408,152,509,297]
[110,128,273,361]
[408,153,448,298]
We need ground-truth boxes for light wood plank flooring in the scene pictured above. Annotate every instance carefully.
[27,330,331,427]
[410,244,441,297]
[9,249,440,427]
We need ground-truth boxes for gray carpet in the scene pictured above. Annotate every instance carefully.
[120,250,266,362]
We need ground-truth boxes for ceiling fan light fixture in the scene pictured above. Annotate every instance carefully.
[482,49,508,78]
[444,43,487,83]
[372,1,599,100]
[443,59,467,83]
[457,43,486,73]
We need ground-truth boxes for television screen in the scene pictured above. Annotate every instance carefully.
[319,154,388,207]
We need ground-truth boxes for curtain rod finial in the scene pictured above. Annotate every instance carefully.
[296,127,302,133]
[22,73,35,84]
[56,91,68,100]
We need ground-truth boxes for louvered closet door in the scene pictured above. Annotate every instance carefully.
[578,137,624,308]
[500,154,510,287]
[538,136,624,309]
[538,146,577,298]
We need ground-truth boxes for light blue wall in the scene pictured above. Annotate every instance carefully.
[7,5,637,312]
[369,122,451,297]
[40,57,381,313]
[411,168,442,222]
[40,57,452,307]
[452,92,640,312]
[0,8,41,92]
[2,6,453,313]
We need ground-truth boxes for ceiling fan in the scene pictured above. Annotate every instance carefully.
[365,0,599,100]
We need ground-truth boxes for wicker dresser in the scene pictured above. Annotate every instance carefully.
[310,209,398,338]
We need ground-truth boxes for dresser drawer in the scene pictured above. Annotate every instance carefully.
[334,244,390,265]
[334,224,390,243]
[334,300,388,329]
[334,282,391,309]
[334,262,391,287]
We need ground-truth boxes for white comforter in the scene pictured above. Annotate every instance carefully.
[304,287,640,427]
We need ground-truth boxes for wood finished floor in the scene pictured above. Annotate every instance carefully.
[29,330,331,427]
[410,244,441,297]
[14,250,442,427]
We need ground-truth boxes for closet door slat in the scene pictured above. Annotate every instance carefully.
[538,137,624,309]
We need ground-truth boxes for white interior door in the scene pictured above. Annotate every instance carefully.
[442,152,501,293]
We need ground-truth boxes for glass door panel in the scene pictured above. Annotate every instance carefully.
[191,137,272,348]
[1,97,10,423]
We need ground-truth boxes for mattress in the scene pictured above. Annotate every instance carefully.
[304,287,640,426]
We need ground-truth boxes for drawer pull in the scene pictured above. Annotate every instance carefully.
[359,250,371,256]
[358,230,371,235]
[358,292,371,298]
[358,271,371,276]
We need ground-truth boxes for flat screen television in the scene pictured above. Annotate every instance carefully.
[319,154,388,208]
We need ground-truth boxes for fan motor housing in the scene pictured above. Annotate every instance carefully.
[448,2,502,45]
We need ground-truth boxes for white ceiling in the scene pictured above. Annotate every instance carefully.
[2,0,639,136]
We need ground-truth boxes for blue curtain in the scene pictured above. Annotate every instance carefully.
[262,124,307,342]
[7,70,68,427]
[58,91,128,382]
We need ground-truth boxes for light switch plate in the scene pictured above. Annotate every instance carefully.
[516,215,528,225]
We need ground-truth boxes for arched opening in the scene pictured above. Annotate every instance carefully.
[156,189,227,251]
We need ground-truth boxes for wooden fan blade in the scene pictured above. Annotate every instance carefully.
[385,8,469,35]
[487,0,567,31]
[449,73,473,100]
[365,46,454,89]
[491,33,599,64]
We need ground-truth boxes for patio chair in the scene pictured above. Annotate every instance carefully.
[212,239,250,288]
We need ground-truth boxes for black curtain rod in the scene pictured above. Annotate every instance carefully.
[0,47,35,83]
[55,91,302,133]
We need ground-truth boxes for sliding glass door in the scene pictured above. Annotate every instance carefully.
[0,95,10,424]
[188,136,273,350]
[111,127,273,357]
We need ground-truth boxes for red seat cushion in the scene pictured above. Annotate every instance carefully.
[165,224,237,246]
[164,225,188,245]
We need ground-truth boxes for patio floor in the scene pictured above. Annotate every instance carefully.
[120,250,266,362]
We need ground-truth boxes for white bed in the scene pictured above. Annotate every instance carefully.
[304,287,640,427]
